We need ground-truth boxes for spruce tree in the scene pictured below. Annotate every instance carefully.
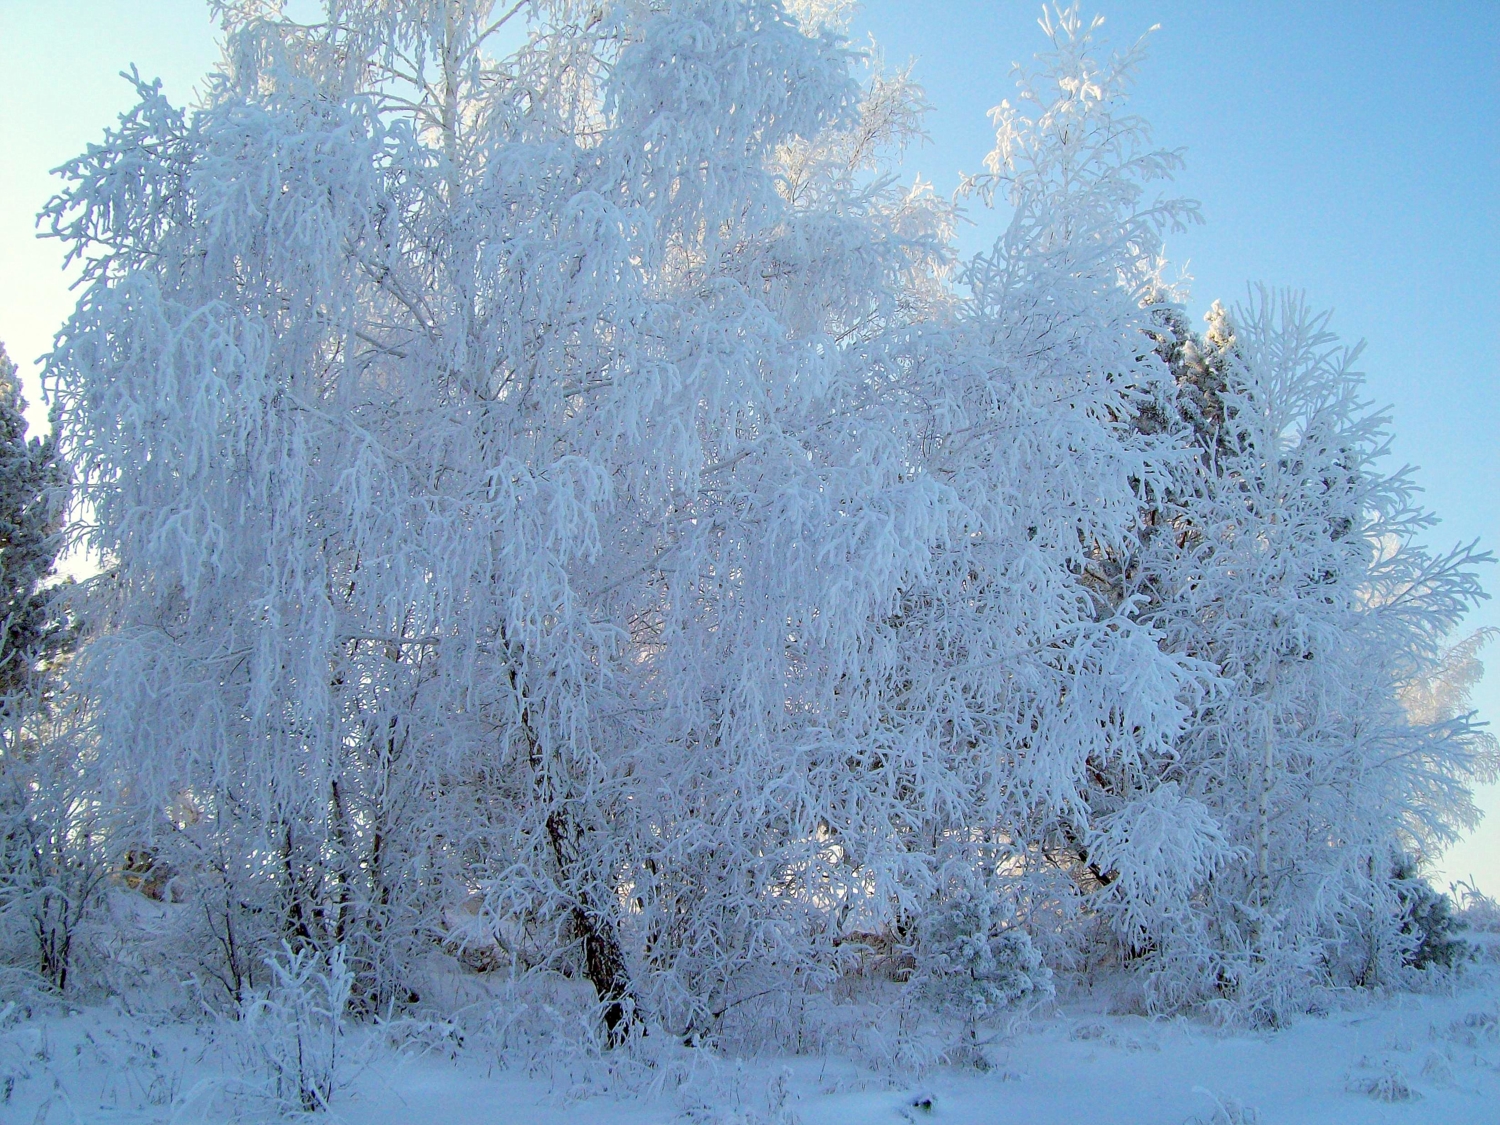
[0,342,86,992]
[0,345,69,705]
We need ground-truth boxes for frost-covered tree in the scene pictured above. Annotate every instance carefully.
[0,342,95,993]
[43,0,955,1032]
[593,2,961,1035]
[0,346,70,703]
[824,8,1209,978]
[1106,293,1495,1018]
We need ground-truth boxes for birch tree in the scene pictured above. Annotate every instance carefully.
[43,0,954,1032]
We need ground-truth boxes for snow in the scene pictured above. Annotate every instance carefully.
[9,960,1500,1123]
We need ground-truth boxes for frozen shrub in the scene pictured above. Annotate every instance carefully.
[0,713,105,996]
[1392,858,1469,971]
[914,888,1052,1019]
[1346,1058,1419,1103]
[1452,879,1500,933]
[233,944,353,1113]
[1187,1087,1260,1125]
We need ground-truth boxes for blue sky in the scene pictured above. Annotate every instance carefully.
[1,0,1496,889]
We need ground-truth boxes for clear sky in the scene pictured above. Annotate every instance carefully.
[1,1,1496,890]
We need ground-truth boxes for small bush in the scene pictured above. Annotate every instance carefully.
[1392,859,1469,971]
[1452,879,1500,933]
[234,944,353,1113]
[914,888,1052,1019]
[1346,1058,1419,1103]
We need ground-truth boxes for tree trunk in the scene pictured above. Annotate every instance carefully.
[509,660,635,1042]
[1257,656,1277,912]
[550,809,634,1042]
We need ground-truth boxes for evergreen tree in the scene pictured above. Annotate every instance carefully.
[0,345,69,704]
[0,342,91,992]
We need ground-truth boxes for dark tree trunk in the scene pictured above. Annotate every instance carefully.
[510,658,636,1043]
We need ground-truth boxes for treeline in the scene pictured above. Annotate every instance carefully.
[1,0,1493,1047]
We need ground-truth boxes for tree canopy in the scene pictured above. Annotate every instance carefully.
[20,0,1494,1041]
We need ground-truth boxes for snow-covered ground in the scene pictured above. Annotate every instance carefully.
[7,958,1500,1124]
